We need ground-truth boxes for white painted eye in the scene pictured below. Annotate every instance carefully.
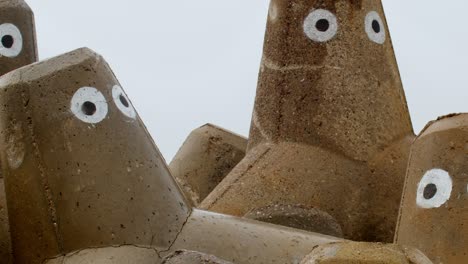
[112,85,136,119]
[416,169,452,209]
[303,9,338,43]
[0,23,23,58]
[365,11,386,44]
[70,87,108,124]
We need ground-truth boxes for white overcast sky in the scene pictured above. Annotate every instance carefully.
[26,0,468,161]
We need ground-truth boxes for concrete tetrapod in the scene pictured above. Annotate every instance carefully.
[201,0,414,242]
[0,0,38,262]
[0,47,342,264]
[170,124,247,206]
[0,0,37,75]
[0,48,190,263]
[395,114,468,264]
[167,209,340,263]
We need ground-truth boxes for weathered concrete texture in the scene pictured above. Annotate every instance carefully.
[0,1,38,262]
[301,242,433,264]
[162,250,233,264]
[365,134,415,241]
[244,204,343,238]
[0,48,191,264]
[203,142,375,240]
[170,124,247,205]
[0,179,12,264]
[395,114,468,264]
[0,47,348,264]
[201,0,414,242]
[167,209,341,264]
[45,246,161,264]
[0,0,37,76]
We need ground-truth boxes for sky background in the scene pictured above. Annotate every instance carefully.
[26,0,468,161]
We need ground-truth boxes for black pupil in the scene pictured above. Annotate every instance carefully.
[82,101,97,116]
[423,183,437,200]
[119,94,129,108]
[372,20,381,33]
[2,35,14,48]
[316,19,330,32]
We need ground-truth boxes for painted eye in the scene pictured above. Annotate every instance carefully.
[70,87,108,124]
[303,9,338,43]
[112,85,136,119]
[416,169,452,209]
[0,23,23,57]
[365,11,386,44]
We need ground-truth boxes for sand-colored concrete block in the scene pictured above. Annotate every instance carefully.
[395,114,468,264]
[0,48,190,264]
[167,209,340,264]
[244,204,343,237]
[170,124,247,205]
[0,55,344,264]
[301,242,433,264]
[201,0,415,242]
[0,0,37,76]
[162,250,233,264]
[0,47,344,264]
[0,1,38,262]
[0,179,11,264]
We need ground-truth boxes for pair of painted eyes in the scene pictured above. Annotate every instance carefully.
[70,85,136,124]
[303,10,385,44]
[0,23,22,57]
[416,169,466,209]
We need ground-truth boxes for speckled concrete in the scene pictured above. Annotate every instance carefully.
[0,47,343,264]
[396,114,468,264]
[201,0,415,242]
[0,0,37,76]
[162,250,233,264]
[0,0,38,262]
[244,204,343,237]
[170,124,247,205]
[45,246,161,264]
[0,48,190,264]
[166,209,340,264]
[301,241,433,264]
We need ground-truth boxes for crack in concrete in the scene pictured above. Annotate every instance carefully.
[158,211,192,257]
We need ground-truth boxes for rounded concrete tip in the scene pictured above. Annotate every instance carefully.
[0,0,32,10]
[0,47,104,86]
[419,113,468,139]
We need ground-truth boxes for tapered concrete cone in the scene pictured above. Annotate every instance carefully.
[0,0,38,262]
[0,48,190,264]
[396,114,468,264]
[201,0,414,242]
[0,47,343,264]
[170,124,247,205]
[0,0,37,76]
[166,209,340,264]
